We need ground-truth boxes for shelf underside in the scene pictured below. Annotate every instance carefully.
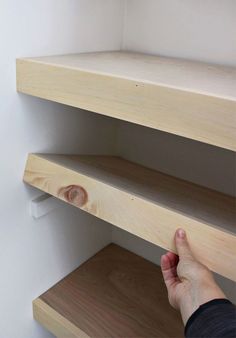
[33,244,183,338]
[17,52,236,151]
[24,154,236,281]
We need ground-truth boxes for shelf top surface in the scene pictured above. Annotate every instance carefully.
[38,244,183,338]
[20,51,236,101]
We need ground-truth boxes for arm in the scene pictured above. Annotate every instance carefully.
[161,229,236,337]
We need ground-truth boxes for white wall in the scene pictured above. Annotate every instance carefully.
[123,0,236,66]
[113,0,236,303]
[0,1,125,337]
[116,122,236,197]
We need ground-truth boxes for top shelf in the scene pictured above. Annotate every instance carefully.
[17,52,236,151]
[18,52,236,100]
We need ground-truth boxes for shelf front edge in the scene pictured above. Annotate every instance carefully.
[33,299,89,338]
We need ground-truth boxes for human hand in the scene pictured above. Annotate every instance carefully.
[161,229,227,325]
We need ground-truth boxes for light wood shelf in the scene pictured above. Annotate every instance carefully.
[24,154,236,281]
[33,244,183,338]
[17,52,236,151]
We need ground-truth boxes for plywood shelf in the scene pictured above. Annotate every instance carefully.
[17,52,236,151]
[24,154,236,281]
[33,244,183,338]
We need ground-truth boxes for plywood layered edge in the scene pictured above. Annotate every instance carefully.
[16,52,236,151]
[24,153,236,281]
[33,244,184,338]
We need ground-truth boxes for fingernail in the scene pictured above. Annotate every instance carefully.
[177,229,186,239]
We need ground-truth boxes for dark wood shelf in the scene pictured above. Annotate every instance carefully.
[33,244,183,338]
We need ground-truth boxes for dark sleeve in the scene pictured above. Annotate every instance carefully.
[185,299,236,338]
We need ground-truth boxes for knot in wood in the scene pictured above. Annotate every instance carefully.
[60,185,88,208]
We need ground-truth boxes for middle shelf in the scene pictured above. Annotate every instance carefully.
[24,153,236,281]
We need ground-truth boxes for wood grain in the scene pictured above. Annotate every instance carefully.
[34,244,183,338]
[16,52,236,151]
[24,154,236,281]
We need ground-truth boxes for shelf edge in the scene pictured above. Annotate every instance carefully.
[33,299,90,338]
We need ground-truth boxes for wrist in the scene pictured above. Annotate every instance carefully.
[179,281,227,325]
[195,281,227,307]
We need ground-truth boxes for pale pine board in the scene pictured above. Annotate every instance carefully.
[24,154,236,281]
[17,52,236,151]
[34,244,183,338]
[33,299,89,338]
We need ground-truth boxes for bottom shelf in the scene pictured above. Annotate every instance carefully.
[33,244,183,338]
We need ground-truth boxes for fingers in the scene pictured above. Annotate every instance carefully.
[161,252,178,271]
[175,229,194,261]
[166,252,179,267]
[161,252,179,287]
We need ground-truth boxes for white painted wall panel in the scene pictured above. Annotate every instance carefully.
[123,0,236,66]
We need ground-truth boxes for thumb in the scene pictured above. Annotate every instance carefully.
[175,229,194,261]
